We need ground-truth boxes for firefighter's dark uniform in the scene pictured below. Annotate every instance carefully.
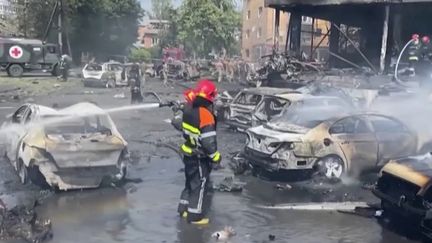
[408,40,421,76]
[129,65,143,104]
[177,96,221,223]
[419,42,432,87]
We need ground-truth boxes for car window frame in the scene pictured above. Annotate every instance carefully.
[329,116,373,135]
[366,115,409,133]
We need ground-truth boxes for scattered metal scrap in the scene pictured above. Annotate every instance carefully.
[0,202,53,243]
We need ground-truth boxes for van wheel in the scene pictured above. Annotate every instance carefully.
[316,155,345,180]
[7,64,24,77]
[17,159,28,185]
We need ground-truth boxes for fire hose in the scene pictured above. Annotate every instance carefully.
[394,39,415,86]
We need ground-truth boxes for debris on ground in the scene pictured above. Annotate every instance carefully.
[213,177,244,192]
[258,201,369,211]
[211,226,236,242]
[53,84,61,88]
[0,203,53,243]
[338,206,383,218]
[268,234,276,241]
[274,184,292,191]
[229,152,251,175]
[114,93,126,99]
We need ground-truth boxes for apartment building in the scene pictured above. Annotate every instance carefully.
[137,19,170,49]
[242,0,329,61]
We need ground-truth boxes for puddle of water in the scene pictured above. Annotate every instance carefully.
[30,157,418,243]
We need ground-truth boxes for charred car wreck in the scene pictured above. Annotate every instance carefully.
[373,153,432,240]
[225,87,298,131]
[245,107,417,179]
[2,102,128,191]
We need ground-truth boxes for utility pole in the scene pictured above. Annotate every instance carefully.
[58,0,63,54]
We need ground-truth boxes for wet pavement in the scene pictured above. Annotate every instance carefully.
[0,78,421,243]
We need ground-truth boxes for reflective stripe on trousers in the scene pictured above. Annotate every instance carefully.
[188,161,206,214]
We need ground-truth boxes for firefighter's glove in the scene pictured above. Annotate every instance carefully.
[211,151,222,164]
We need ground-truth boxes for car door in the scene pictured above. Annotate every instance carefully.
[329,116,378,170]
[111,64,124,85]
[368,115,417,165]
[6,105,30,163]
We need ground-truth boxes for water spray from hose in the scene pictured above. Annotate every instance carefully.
[394,39,415,86]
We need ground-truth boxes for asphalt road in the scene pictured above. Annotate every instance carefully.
[0,77,421,243]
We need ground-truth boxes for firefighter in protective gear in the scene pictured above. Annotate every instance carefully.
[408,34,421,77]
[419,35,432,88]
[177,80,221,225]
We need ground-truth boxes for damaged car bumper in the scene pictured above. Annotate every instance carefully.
[244,147,316,172]
[82,78,109,87]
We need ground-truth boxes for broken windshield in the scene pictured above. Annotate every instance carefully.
[44,115,113,135]
[270,105,343,128]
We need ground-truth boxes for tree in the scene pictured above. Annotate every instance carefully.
[177,0,240,57]
[12,0,143,60]
[129,48,151,62]
[151,0,172,20]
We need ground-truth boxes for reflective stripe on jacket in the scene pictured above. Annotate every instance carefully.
[180,104,220,162]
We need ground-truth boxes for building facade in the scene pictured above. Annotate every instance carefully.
[0,0,16,18]
[242,0,329,61]
[136,20,169,49]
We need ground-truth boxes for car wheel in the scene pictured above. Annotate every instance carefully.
[318,156,345,180]
[17,159,28,185]
[7,64,24,77]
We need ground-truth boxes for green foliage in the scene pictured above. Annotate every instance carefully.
[177,0,241,57]
[13,0,143,59]
[129,48,151,62]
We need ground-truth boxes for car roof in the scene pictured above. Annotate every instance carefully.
[323,113,401,124]
[29,102,108,116]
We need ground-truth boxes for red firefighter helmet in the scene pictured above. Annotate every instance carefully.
[194,79,218,103]
[412,34,420,40]
[422,35,431,44]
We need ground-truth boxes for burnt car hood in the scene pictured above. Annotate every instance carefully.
[264,121,310,134]
[248,124,305,142]
[382,153,432,187]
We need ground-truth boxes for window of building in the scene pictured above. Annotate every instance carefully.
[245,29,250,39]
[258,7,263,18]
[152,37,158,46]
[257,28,262,38]
[247,10,250,20]
[245,49,250,58]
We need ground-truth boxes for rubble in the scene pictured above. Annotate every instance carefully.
[0,203,53,243]
[213,177,244,192]
[211,226,236,242]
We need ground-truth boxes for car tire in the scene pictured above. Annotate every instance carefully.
[17,159,28,185]
[7,64,24,77]
[317,155,345,180]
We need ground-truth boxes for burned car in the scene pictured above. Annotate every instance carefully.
[251,94,353,129]
[245,107,417,179]
[2,102,128,191]
[373,153,432,239]
[82,62,126,88]
[225,87,297,131]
